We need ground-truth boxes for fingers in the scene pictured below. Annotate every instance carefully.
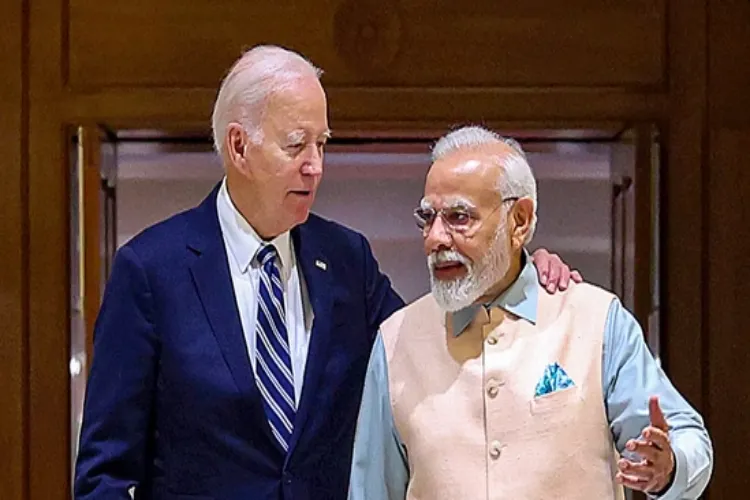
[618,458,654,482]
[616,470,648,484]
[625,438,660,463]
[649,396,669,431]
[558,267,571,291]
[642,427,671,451]
[616,471,660,492]
[530,248,577,294]
[626,430,671,461]
[546,260,561,293]
[621,431,675,494]
[617,459,667,493]
[618,401,676,494]
[531,249,551,286]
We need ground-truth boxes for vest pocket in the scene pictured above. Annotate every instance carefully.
[529,385,582,415]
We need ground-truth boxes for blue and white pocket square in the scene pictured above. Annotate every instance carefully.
[534,362,575,397]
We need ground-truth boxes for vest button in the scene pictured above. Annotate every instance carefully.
[487,336,498,345]
[487,381,499,398]
[489,441,503,459]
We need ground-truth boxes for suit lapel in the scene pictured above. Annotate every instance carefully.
[287,223,335,455]
[186,186,277,452]
[186,189,339,458]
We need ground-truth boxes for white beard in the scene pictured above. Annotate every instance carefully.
[428,225,511,312]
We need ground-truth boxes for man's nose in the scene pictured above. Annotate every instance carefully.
[301,145,323,176]
[424,216,452,252]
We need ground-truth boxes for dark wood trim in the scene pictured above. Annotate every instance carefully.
[0,0,28,497]
[662,0,707,412]
[627,123,656,500]
[633,124,654,330]
[60,87,669,126]
[704,2,750,497]
[28,0,70,497]
[705,128,750,499]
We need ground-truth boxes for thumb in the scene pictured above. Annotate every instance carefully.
[649,396,669,431]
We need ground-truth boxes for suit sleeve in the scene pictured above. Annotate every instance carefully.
[360,234,405,335]
[74,245,159,499]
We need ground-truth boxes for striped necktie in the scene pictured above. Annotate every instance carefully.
[254,244,296,452]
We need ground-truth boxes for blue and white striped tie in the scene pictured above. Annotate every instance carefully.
[255,244,296,452]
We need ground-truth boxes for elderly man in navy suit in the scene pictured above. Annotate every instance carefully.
[74,45,578,499]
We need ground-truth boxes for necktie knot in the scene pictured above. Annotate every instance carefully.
[256,244,278,267]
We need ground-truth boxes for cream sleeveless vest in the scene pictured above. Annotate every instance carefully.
[381,282,625,500]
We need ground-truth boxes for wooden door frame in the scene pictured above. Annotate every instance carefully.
[0,0,28,497]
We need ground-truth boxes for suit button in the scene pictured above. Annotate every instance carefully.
[283,473,293,485]
[489,441,503,459]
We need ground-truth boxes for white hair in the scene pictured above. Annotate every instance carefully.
[429,218,511,311]
[431,125,538,243]
[211,45,323,159]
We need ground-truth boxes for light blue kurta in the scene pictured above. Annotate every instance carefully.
[350,259,713,500]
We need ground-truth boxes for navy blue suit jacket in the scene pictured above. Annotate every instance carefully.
[74,186,404,499]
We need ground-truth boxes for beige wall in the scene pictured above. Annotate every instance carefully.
[114,145,617,303]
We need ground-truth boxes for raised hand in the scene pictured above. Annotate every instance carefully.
[616,396,676,494]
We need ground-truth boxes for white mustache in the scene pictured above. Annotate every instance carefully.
[428,249,470,269]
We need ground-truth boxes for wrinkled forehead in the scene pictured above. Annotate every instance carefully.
[424,148,509,208]
[263,77,328,127]
[419,195,477,211]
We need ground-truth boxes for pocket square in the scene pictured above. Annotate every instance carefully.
[534,362,575,397]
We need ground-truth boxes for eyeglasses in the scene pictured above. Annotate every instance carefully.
[413,197,519,234]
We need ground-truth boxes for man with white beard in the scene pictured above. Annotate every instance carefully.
[348,126,713,500]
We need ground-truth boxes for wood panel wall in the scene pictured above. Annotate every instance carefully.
[67,1,665,89]
[1,0,748,498]
[0,0,27,498]
[705,1,750,497]
[27,0,69,496]
[663,0,707,421]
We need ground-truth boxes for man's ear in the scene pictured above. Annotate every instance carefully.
[225,123,248,171]
[511,198,534,249]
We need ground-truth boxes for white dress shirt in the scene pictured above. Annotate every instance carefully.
[216,179,313,405]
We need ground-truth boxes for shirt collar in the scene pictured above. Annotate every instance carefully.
[217,178,294,275]
[450,249,538,336]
